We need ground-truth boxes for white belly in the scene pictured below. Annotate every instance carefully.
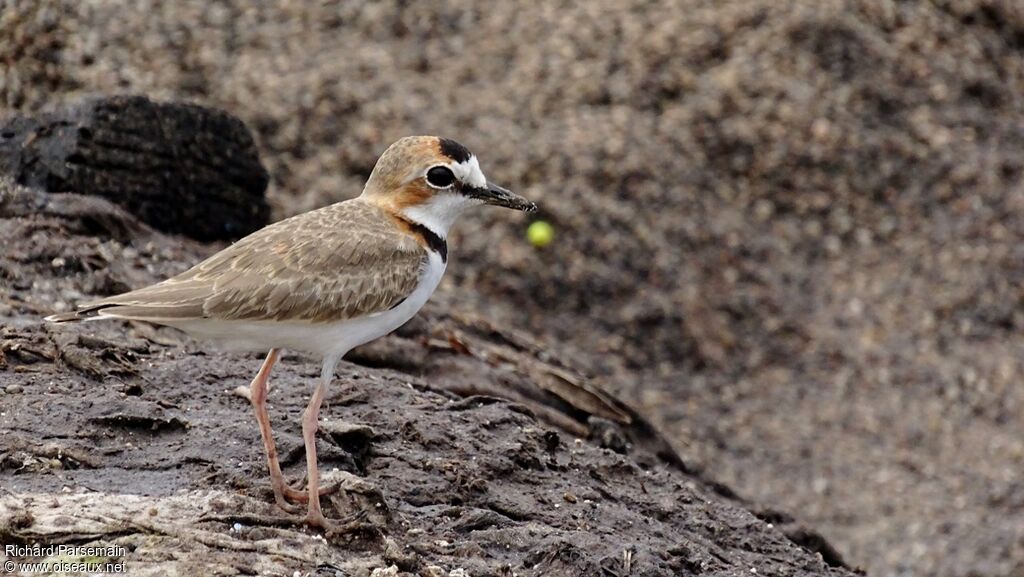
[168,251,446,358]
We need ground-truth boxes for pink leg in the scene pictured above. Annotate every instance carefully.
[301,373,331,528]
[294,357,363,533]
[247,349,302,513]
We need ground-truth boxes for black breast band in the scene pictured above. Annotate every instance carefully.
[404,220,447,263]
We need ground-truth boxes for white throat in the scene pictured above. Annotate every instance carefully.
[401,193,482,238]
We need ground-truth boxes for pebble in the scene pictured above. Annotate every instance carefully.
[5,384,24,394]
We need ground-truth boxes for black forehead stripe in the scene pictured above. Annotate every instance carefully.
[438,138,472,163]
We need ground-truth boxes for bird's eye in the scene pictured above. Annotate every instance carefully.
[426,166,456,189]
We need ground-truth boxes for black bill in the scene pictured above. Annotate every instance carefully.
[466,182,537,212]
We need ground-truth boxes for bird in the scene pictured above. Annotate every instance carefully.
[45,135,537,530]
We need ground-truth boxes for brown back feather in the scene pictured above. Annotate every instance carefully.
[76,199,427,323]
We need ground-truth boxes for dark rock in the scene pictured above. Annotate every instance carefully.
[0,95,269,241]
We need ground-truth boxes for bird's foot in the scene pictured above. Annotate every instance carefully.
[271,490,304,514]
[280,480,340,503]
[303,507,367,535]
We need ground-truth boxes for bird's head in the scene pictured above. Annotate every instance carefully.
[361,136,536,237]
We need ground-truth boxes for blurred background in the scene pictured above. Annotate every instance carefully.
[3,1,1024,575]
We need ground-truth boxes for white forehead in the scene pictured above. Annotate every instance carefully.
[450,155,487,188]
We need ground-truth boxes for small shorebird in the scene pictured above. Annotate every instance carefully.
[46,136,536,530]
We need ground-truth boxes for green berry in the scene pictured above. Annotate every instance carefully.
[527,220,555,248]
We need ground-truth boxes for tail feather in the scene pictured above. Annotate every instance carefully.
[45,300,205,324]
[44,305,116,323]
[44,311,85,323]
[44,278,208,325]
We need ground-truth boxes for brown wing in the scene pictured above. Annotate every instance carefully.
[69,199,427,323]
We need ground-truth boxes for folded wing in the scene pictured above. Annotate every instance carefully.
[50,200,427,324]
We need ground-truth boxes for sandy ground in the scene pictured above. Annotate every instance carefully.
[3,1,1024,575]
